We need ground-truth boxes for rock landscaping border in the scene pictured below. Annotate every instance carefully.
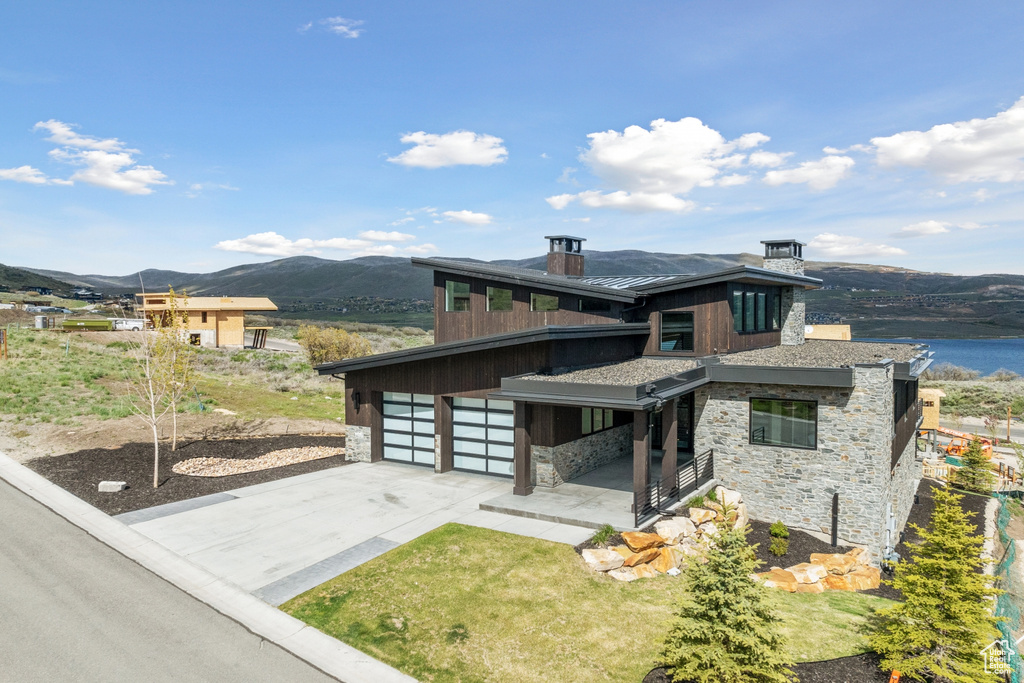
[172,446,345,477]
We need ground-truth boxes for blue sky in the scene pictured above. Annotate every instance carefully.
[2,1,1023,275]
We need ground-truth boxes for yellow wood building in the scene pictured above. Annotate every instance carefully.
[919,387,945,431]
[137,293,277,348]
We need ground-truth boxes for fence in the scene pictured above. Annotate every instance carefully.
[995,494,1022,682]
[634,448,714,528]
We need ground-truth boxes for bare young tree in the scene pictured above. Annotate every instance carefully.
[122,313,174,489]
[154,288,197,451]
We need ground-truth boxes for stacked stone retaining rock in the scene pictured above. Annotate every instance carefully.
[756,548,880,593]
[532,424,631,487]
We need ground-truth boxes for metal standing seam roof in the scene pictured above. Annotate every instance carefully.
[577,275,684,289]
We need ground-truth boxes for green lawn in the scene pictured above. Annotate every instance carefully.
[283,524,892,683]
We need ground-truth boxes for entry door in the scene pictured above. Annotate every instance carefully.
[451,398,515,477]
[382,392,435,466]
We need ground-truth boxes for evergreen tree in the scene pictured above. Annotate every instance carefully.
[871,485,1002,683]
[660,523,794,683]
[955,437,996,494]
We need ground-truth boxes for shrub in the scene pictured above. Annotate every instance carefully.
[987,368,1020,382]
[955,437,996,493]
[921,363,981,381]
[661,524,793,682]
[590,524,616,545]
[689,495,706,509]
[706,489,718,503]
[769,520,789,539]
[769,537,789,557]
[296,325,372,366]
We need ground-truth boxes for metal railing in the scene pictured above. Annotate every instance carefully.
[634,448,714,528]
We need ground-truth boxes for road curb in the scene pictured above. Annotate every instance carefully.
[0,451,417,683]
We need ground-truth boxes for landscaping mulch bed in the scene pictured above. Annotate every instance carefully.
[27,435,348,516]
[643,652,891,683]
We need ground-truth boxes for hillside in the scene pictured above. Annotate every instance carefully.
[0,264,72,293]
[19,251,1024,338]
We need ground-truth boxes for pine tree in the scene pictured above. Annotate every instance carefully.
[870,485,1002,683]
[660,523,794,683]
[955,437,996,494]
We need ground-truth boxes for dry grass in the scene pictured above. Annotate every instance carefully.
[283,523,893,683]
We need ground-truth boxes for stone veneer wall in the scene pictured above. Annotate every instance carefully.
[762,257,805,346]
[532,423,632,487]
[345,425,371,462]
[887,433,922,554]
[694,365,899,562]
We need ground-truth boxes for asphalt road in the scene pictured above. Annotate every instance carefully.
[0,479,338,683]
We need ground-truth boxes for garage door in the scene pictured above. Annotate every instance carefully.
[452,398,514,477]
[382,392,435,467]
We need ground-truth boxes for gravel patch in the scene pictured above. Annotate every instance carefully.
[533,357,699,385]
[171,446,345,477]
[720,339,924,368]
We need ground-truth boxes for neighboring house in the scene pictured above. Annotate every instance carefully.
[137,293,278,348]
[317,237,930,563]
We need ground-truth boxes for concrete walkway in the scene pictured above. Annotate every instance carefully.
[121,461,594,605]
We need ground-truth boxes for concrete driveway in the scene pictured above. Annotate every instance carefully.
[121,462,594,605]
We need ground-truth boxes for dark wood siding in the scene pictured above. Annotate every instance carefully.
[433,271,623,343]
[531,405,633,447]
[641,283,780,356]
[344,335,642,426]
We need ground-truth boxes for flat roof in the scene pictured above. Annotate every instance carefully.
[530,357,699,386]
[314,323,651,375]
[138,295,277,312]
[718,339,924,367]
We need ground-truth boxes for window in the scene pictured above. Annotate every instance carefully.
[750,398,817,449]
[445,280,470,312]
[660,312,695,352]
[924,400,935,407]
[531,292,559,312]
[731,284,781,333]
[487,286,512,311]
[579,297,612,313]
[201,311,208,324]
[582,407,615,435]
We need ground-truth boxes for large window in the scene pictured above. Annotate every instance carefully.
[531,292,559,312]
[750,398,817,449]
[579,297,612,313]
[660,312,695,352]
[445,281,470,312]
[487,286,512,311]
[731,284,781,333]
[583,407,615,435]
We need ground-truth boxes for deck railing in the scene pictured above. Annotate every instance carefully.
[892,398,923,471]
[634,448,714,528]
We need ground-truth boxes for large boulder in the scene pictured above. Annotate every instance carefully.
[732,502,749,530]
[675,537,704,558]
[623,548,661,567]
[757,568,799,592]
[823,574,854,591]
[846,567,881,591]
[610,545,633,559]
[607,567,638,582]
[650,547,682,573]
[846,547,871,568]
[786,563,828,584]
[810,553,858,576]
[706,501,727,522]
[581,548,624,572]
[654,518,697,544]
[633,564,659,579]
[715,486,743,508]
[621,531,666,552]
[689,508,716,525]
[698,521,719,538]
[795,581,826,594]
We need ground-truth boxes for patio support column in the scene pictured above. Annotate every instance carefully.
[435,395,453,473]
[661,398,678,495]
[632,410,650,511]
[513,402,533,496]
[369,391,383,463]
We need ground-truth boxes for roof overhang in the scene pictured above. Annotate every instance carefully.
[314,323,651,376]
[630,266,821,294]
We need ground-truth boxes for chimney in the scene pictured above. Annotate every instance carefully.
[545,235,586,276]
[760,239,806,346]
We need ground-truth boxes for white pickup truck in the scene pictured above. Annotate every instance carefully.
[112,318,146,331]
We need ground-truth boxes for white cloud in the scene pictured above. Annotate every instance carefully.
[973,188,991,202]
[357,230,416,242]
[33,119,129,152]
[871,96,1024,183]
[898,220,950,236]
[807,233,907,259]
[442,209,493,225]
[0,165,49,184]
[404,243,439,255]
[762,155,855,190]
[959,222,987,230]
[388,131,507,168]
[298,21,313,33]
[321,17,364,38]
[547,190,695,213]
[388,217,415,226]
[717,173,750,187]
[748,151,793,168]
[579,117,769,196]
[822,146,846,155]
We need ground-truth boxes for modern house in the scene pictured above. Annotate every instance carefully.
[317,237,929,563]
[137,293,278,348]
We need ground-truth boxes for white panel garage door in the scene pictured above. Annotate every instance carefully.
[382,392,435,467]
[452,398,514,477]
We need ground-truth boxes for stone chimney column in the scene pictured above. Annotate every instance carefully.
[545,235,586,276]
[760,240,806,345]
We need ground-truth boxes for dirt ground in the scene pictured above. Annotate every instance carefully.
[0,412,344,464]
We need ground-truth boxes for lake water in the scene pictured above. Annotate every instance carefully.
[855,338,1024,376]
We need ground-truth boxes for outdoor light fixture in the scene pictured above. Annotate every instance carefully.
[352,392,361,411]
